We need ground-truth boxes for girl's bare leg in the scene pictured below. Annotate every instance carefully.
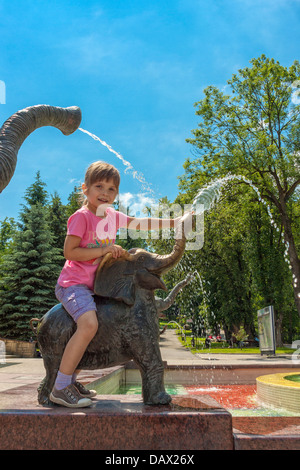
[59,310,98,375]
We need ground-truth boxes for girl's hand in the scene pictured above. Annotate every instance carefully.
[92,244,126,264]
[106,244,126,259]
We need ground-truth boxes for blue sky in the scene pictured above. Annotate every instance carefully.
[0,0,300,221]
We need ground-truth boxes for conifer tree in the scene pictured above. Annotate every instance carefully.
[0,171,64,340]
[65,185,82,218]
[48,191,67,265]
[0,203,63,340]
[0,218,17,259]
[19,171,48,230]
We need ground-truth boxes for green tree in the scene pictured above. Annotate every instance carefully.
[48,191,68,264]
[0,204,63,340]
[186,55,300,316]
[19,171,48,229]
[0,217,17,256]
[189,187,255,340]
[65,185,82,219]
[244,195,297,344]
[115,201,148,252]
[175,172,297,343]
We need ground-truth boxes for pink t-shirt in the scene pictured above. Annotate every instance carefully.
[57,205,130,291]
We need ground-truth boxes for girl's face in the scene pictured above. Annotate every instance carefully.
[82,178,118,214]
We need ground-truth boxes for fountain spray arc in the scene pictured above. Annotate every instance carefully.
[78,127,154,197]
[191,174,291,271]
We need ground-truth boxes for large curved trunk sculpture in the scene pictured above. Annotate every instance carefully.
[0,104,82,193]
[150,232,186,275]
[148,212,194,275]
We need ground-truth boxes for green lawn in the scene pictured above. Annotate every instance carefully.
[172,329,295,355]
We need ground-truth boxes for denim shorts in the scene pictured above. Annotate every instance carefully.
[55,283,97,323]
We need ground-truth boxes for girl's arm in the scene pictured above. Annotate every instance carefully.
[124,216,180,231]
[125,212,193,231]
[64,235,125,261]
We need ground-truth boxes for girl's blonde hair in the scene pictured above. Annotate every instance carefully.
[80,161,120,205]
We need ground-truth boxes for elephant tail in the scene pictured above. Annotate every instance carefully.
[29,317,42,336]
[0,104,82,193]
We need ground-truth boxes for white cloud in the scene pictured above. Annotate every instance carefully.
[119,192,157,217]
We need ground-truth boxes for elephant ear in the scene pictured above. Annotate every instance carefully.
[94,255,135,306]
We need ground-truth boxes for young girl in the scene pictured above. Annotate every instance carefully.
[50,161,182,408]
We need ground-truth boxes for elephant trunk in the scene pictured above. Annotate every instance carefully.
[0,104,82,193]
[155,272,195,312]
[150,212,194,275]
[150,224,187,276]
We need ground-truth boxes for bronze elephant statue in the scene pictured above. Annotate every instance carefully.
[37,235,186,406]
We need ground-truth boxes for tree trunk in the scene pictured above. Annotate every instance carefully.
[275,308,283,347]
[279,197,300,317]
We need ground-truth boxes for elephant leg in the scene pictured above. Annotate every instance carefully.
[37,355,60,405]
[132,342,171,405]
[140,363,171,405]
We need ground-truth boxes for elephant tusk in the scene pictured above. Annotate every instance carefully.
[97,252,113,272]
[96,250,134,274]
